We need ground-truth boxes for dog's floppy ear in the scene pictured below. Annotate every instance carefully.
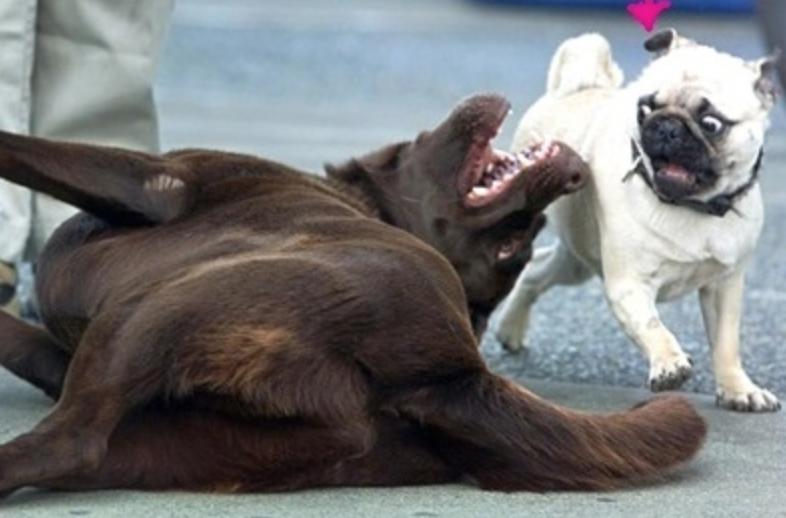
[325,142,408,184]
[751,50,781,108]
[644,28,696,59]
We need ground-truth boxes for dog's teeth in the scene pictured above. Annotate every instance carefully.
[516,152,533,165]
[471,186,490,197]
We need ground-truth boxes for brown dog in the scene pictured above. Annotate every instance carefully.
[0,93,705,499]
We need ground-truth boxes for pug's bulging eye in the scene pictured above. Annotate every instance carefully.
[700,115,724,135]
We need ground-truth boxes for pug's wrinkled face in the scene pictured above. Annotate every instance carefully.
[631,30,777,205]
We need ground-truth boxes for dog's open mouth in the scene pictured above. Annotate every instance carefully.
[462,141,561,208]
[656,164,695,193]
[650,161,710,201]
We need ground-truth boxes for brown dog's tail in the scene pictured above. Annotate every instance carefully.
[397,372,707,491]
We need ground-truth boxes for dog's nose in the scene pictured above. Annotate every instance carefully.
[564,170,587,192]
[559,150,590,193]
[644,117,688,155]
[652,117,686,143]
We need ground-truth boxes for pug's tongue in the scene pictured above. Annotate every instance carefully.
[660,164,694,186]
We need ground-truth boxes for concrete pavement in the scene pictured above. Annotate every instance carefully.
[2,0,785,516]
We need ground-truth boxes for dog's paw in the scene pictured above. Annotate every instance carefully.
[648,354,693,392]
[494,322,530,354]
[716,387,781,413]
[492,306,532,354]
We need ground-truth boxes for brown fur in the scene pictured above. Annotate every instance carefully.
[0,93,705,500]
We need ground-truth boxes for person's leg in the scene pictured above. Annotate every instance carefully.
[26,0,176,259]
[0,1,38,315]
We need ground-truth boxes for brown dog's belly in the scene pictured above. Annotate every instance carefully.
[36,189,477,396]
[33,193,352,344]
[9,177,485,493]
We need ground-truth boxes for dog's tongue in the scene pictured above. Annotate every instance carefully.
[661,164,693,185]
[653,163,696,200]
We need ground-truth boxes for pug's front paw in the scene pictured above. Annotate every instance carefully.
[648,353,693,392]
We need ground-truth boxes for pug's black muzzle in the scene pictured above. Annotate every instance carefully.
[639,113,717,201]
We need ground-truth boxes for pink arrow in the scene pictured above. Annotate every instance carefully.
[627,0,672,32]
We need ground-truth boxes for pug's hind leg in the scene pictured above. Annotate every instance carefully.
[494,240,591,353]
[700,272,780,412]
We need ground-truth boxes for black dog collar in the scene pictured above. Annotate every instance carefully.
[625,140,763,217]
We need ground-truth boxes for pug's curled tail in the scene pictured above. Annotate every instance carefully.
[546,32,624,97]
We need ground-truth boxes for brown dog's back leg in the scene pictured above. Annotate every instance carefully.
[0,312,167,497]
[42,411,456,492]
[0,130,192,225]
[324,415,459,488]
[0,312,69,400]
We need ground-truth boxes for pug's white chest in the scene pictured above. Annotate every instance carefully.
[654,255,741,302]
[640,189,763,301]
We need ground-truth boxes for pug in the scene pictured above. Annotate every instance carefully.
[493,29,781,412]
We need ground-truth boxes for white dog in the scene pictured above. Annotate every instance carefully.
[493,29,780,412]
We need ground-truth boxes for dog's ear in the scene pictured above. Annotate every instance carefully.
[644,28,696,59]
[751,50,781,108]
[325,142,408,184]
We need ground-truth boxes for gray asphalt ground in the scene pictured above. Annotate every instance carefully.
[2,0,785,516]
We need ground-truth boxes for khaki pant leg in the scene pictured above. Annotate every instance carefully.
[26,0,175,258]
[0,1,37,263]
